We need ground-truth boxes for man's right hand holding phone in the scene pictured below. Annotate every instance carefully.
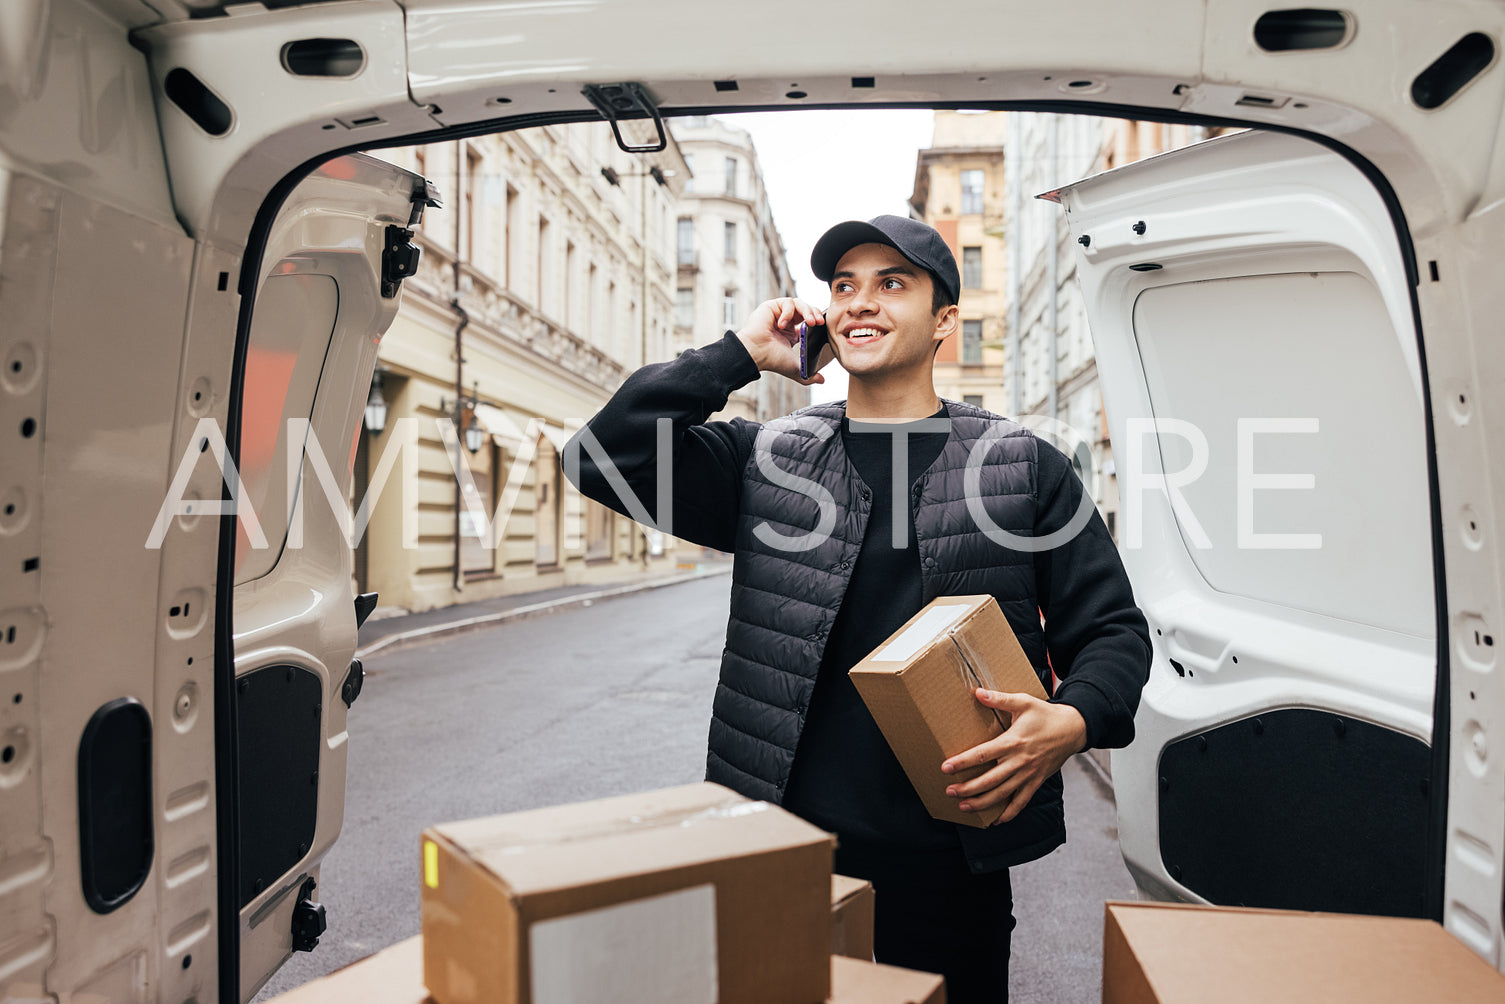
[735,297,833,386]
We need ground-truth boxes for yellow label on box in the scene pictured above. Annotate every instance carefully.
[423,840,439,889]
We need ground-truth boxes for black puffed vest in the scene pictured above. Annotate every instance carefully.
[706,400,1067,872]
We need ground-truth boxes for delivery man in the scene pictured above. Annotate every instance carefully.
[565,215,1152,1002]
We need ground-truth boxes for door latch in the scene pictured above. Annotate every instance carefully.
[582,82,668,153]
[291,876,327,953]
[341,659,364,708]
[382,225,420,298]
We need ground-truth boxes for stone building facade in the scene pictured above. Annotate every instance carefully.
[671,116,806,424]
[908,111,1010,414]
[358,124,689,613]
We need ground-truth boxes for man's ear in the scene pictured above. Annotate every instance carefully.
[933,303,960,343]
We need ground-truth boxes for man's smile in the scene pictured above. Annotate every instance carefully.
[843,326,887,344]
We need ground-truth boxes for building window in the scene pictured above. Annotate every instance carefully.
[534,437,561,568]
[586,501,613,561]
[964,394,984,407]
[722,292,737,329]
[460,441,496,575]
[536,216,551,309]
[962,319,983,364]
[504,184,519,288]
[677,217,695,266]
[962,246,983,289]
[564,241,577,329]
[464,146,483,263]
[676,287,695,328]
[961,169,984,215]
[725,156,738,196]
[723,221,737,262]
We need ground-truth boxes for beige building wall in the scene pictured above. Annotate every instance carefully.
[909,111,1009,415]
[671,116,807,425]
[361,124,689,613]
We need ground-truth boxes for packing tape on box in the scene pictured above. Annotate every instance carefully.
[466,798,772,857]
[949,633,1010,732]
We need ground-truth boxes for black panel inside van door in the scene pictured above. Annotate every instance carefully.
[1158,709,1429,917]
[235,665,321,908]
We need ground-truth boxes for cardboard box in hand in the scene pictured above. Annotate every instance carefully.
[849,595,1048,827]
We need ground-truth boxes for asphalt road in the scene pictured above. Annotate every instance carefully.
[254,575,1137,1001]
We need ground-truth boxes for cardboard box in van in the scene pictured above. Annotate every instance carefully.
[265,937,947,1004]
[420,782,834,1004]
[830,874,876,960]
[1103,901,1505,1003]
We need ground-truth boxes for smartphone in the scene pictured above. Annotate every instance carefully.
[798,322,831,380]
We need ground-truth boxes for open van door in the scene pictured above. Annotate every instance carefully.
[226,153,434,1000]
[1047,131,1447,921]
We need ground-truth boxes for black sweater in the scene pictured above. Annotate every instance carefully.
[566,333,1152,847]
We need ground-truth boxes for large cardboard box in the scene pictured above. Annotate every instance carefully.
[848,595,1047,827]
[830,956,946,1003]
[262,936,427,1003]
[1103,901,1505,1003]
[421,782,835,1004]
[830,874,876,960]
[264,939,945,1004]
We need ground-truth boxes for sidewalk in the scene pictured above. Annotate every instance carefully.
[355,557,734,658]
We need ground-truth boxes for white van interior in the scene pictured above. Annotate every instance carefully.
[1,1,1501,1000]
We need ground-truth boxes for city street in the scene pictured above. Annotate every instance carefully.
[255,575,1137,1002]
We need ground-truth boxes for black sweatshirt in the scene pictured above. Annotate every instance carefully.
[566,332,1152,847]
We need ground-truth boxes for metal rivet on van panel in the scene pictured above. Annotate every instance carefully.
[188,377,212,417]
[1132,220,1147,235]
[0,488,26,533]
[1,343,40,394]
[1462,722,1486,776]
[1460,506,1484,549]
[1447,383,1472,425]
[172,683,201,732]
[1078,234,1091,247]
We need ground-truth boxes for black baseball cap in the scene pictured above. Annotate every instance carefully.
[810,215,961,305]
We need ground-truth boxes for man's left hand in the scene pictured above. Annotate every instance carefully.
[941,690,1089,824]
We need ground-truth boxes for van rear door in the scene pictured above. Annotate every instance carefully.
[227,153,431,1001]
[1048,130,1445,921]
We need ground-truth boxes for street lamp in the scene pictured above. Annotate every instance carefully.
[441,381,486,454]
[364,367,388,435]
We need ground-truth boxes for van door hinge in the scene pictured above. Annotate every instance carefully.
[408,178,442,226]
[382,225,420,298]
[582,82,668,153]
